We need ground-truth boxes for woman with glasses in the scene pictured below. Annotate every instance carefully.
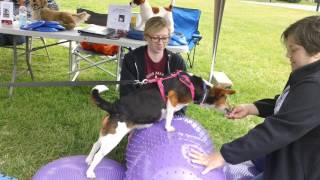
[120,16,187,97]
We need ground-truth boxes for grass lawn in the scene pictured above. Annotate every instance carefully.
[0,0,318,179]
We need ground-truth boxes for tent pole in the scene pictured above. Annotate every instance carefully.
[209,0,225,83]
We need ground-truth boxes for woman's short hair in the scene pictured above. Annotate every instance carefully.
[144,16,170,37]
[282,15,320,55]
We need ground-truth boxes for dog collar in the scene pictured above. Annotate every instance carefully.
[199,81,209,105]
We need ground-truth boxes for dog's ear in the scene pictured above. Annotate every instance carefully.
[41,0,48,8]
[223,88,236,95]
[212,86,235,96]
[152,7,160,14]
[134,0,143,5]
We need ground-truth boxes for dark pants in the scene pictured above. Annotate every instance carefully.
[0,34,26,46]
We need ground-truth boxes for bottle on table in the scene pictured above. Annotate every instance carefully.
[18,1,27,27]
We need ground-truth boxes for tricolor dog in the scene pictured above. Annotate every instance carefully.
[85,71,235,178]
[129,0,175,33]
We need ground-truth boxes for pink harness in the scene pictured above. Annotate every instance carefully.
[146,71,195,102]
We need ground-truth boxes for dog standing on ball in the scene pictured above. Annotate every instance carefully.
[85,72,235,178]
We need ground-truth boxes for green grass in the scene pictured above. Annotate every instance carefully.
[247,0,318,5]
[0,0,318,179]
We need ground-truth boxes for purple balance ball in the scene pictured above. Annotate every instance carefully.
[126,116,214,169]
[32,155,125,180]
[222,161,260,180]
[125,116,224,180]
[125,137,225,180]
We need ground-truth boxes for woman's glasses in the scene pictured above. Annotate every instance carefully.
[147,35,170,43]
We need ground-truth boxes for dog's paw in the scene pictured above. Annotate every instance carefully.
[165,126,176,132]
[86,170,96,179]
[85,156,93,165]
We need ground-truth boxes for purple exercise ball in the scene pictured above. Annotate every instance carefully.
[125,137,225,180]
[125,116,224,180]
[126,116,214,169]
[32,155,125,180]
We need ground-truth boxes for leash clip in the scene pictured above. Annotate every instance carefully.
[135,79,149,85]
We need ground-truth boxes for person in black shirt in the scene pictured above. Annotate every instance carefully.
[120,16,186,97]
[189,15,320,180]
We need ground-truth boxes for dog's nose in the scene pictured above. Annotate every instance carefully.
[225,107,233,115]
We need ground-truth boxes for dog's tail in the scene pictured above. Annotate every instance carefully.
[91,85,114,113]
[72,12,90,24]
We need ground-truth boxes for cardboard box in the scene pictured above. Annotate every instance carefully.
[212,71,233,88]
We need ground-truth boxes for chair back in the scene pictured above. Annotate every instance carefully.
[172,7,201,50]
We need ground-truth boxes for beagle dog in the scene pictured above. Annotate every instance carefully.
[85,71,235,178]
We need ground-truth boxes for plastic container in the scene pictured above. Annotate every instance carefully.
[18,5,27,27]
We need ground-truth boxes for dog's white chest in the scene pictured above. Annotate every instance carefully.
[31,10,42,20]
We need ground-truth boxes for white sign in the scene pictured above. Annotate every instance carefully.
[0,1,14,26]
[107,5,131,31]
[0,1,14,20]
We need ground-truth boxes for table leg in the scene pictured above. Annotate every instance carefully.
[25,36,34,81]
[115,46,125,90]
[69,40,72,80]
[8,36,18,97]
[69,40,80,81]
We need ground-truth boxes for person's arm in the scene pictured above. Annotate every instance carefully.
[119,53,138,97]
[176,53,187,71]
[253,95,280,118]
[168,52,187,72]
[166,49,187,73]
[221,82,320,164]
[227,104,259,119]
[227,93,280,120]
[190,82,320,174]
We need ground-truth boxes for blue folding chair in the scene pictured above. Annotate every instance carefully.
[172,7,202,68]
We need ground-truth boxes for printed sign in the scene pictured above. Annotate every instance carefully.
[106,5,132,31]
[0,1,14,26]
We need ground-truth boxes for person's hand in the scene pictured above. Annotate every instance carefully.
[226,104,259,119]
[226,105,250,119]
[188,149,225,175]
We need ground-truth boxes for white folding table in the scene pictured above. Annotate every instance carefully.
[0,22,188,96]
